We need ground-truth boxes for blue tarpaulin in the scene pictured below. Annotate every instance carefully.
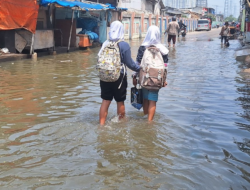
[40,0,109,10]
[40,0,127,11]
[107,4,127,11]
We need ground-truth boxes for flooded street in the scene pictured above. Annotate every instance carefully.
[0,28,250,189]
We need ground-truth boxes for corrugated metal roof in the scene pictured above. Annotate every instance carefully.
[165,10,182,15]
[40,0,127,11]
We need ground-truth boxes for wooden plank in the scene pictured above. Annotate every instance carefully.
[15,33,27,53]
[34,30,54,50]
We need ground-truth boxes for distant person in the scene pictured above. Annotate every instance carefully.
[97,21,141,125]
[178,20,187,37]
[236,23,241,32]
[231,21,236,27]
[164,17,180,48]
[219,21,230,45]
[134,26,169,121]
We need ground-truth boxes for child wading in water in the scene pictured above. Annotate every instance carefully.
[134,25,169,121]
[98,21,141,125]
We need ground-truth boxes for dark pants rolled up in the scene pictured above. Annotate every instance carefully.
[168,35,177,44]
[221,36,228,44]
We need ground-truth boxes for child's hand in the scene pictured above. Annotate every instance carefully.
[163,81,168,87]
[133,78,137,86]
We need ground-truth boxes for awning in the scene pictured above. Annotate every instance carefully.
[0,0,39,33]
[107,4,128,11]
[40,0,128,11]
[40,0,110,11]
[165,10,182,15]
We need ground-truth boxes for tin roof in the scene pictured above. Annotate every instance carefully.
[40,0,127,11]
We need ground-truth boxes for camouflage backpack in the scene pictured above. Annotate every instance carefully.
[96,40,124,83]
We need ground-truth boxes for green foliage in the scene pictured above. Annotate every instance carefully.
[225,15,237,22]
[207,14,216,21]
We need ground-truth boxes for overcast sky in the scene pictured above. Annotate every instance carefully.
[207,0,239,17]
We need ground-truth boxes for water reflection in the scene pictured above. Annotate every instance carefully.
[95,119,178,189]
[234,60,250,164]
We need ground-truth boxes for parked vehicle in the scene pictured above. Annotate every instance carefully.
[196,19,211,31]
[180,26,187,37]
[228,25,237,39]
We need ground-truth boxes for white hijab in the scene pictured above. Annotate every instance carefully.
[98,21,124,57]
[141,25,169,55]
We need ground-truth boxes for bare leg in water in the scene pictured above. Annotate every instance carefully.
[117,101,125,120]
[143,99,156,122]
[99,100,125,125]
[99,100,111,125]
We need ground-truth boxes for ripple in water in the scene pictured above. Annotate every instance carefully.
[0,35,249,189]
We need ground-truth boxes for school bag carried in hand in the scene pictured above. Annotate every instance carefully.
[131,77,143,110]
[96,40,124,83]
[139,46,167,91]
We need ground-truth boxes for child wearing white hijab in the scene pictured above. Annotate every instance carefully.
[134,25,169,121]
[98,21,141,125]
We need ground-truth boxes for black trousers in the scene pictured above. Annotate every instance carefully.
[221,36,228,44]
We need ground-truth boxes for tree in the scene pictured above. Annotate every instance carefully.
[225,15,237,22]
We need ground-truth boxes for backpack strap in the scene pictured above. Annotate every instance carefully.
[118,64,126,89]
[147,46,160,59]
[115,40,126,89]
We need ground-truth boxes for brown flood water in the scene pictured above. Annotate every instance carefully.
[0,35,250,189]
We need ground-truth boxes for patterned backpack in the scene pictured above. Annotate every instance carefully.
[139,46,167,91]
[96,40,124,83]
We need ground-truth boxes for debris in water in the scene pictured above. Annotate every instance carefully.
[60,60,72,63]
[0,48,10,54]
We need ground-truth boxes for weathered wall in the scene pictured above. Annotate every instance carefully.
[117,0,141,10]
[121,11,199,40]
[118,0,156,13]
[143,0,154,13]
[0,30,15,53]
[37,8,47,29]
[153,1,161,15]
[55,19,76,47]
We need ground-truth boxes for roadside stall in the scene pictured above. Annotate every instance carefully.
[0,0,127,59]
[40,0,111,51]
[40,0,127,51]
[0,0,39,54]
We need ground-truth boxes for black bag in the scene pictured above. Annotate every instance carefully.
[131,87,143,110]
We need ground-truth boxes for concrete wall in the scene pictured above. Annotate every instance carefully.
[121,12,199,40]
[117,0,141,10]
[192,7,203,15]
[144,0,154,13]
[37,9,47,29]
[153,1,161,15]
[118,0,155,13]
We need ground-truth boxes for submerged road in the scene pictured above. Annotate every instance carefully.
[0,28,250,189]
